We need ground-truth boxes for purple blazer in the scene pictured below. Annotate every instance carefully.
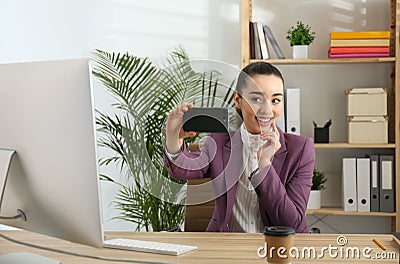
[163,127,315,233]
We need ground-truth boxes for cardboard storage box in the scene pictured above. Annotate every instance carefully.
[346,87,387,116]
[348,116,388,144]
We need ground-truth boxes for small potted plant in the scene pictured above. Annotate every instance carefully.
[307,168,327,209]
[286,21,316,59]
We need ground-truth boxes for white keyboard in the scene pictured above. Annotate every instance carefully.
[103,238,198,256]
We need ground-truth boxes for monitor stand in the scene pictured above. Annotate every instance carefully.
[0,148,14,205]
[0,149,26,221]
[0,252,61,264]
[0,150,60,263]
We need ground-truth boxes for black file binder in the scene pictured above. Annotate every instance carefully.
[379,155,395,212]
[369,155,380,212]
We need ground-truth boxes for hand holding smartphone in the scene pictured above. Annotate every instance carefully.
[183,107,229,133]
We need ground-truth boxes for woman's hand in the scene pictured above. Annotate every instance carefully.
[165,103,197,154]
[257,122,281,170]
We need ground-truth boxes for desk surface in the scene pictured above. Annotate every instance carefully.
[0,230,399,263]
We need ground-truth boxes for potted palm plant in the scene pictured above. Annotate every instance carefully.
[91,47,235,231]
[307,168,327,210]
[286,21,316,59]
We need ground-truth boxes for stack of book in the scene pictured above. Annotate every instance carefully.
[329,31,390,58]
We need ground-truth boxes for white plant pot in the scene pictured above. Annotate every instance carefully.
[307,190,321,209]
[293,45,308,59]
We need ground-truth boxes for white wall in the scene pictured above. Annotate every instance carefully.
[0,0,392,233]
[0,0,241,231]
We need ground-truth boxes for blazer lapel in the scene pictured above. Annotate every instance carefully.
[222,129,243,225]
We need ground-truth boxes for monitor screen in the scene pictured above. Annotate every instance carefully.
[0,58,104,247]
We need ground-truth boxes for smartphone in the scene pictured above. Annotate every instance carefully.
[183,107,229,133]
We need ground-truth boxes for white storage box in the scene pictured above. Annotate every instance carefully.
[348,116,388,144]
[346,88,387,116]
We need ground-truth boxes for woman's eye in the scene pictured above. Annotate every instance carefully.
[251,97,263,103]
[272,98,281,104]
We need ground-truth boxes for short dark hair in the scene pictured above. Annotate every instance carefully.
[235,62,284,96]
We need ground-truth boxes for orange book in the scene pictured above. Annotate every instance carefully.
[330,46,390,54]
[331,31,390,40]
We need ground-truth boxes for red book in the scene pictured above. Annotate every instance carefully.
[329,53,389,58]
[330,46,389,54]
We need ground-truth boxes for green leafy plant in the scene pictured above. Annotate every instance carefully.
[286,21,316,46]
[91,47,234,231]
[312,169,327,191]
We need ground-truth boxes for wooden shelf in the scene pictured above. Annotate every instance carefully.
[250,57,396,65]
[306,207,396,217]
[242,0,400,231]
[314,143,396,149]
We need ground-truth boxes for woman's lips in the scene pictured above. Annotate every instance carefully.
[256,116,274,129]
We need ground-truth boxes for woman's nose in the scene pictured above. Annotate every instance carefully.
[258,100,273,116]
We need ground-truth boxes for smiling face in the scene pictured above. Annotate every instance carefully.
[234,74,284,134]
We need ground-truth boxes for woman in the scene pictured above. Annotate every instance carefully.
[164,62,315,233]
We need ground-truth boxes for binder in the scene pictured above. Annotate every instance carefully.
[249,22,255,59]
[356,158,370,212]
[263,25,285,59]
[252,22,261,59]
[285,88,300,135]
[379,155,395,212]
[276,95,286,132]
[256,22,269,59]
[342,158,357,211]
[369,155,380,212]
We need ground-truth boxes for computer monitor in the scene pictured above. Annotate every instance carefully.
[0,58,104,247]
